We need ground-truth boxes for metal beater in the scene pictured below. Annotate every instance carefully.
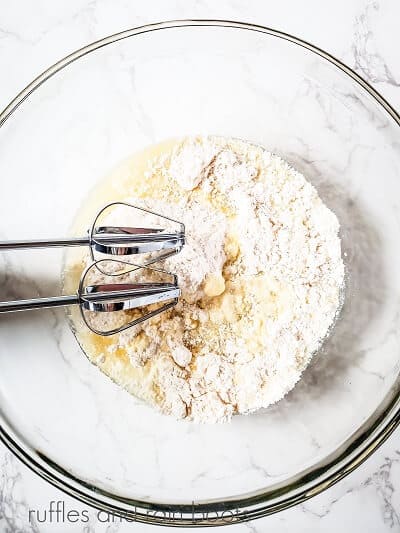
[0,202,185,335]
[0,202,185,265]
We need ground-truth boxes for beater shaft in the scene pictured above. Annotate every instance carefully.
[0,284,180,313]
[0,230,182,250]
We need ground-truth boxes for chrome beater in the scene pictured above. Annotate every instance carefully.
[0,202,185,266]
[0,202,185,335]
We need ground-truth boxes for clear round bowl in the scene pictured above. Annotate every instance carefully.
[0,20,399,526]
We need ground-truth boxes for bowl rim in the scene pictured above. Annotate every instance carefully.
[1,19,399,526]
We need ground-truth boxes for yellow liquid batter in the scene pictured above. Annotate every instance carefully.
[64,135,344,423]
[64,139,191,407]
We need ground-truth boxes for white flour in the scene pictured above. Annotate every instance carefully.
[72,136,345,423]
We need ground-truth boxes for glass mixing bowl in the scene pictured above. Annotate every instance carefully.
[0,20,399,526]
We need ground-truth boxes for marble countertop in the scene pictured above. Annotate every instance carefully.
[1,0,400,531]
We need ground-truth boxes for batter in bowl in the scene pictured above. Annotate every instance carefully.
[64,136,344,423]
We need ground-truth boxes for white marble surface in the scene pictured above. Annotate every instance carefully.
[0,0,400,531]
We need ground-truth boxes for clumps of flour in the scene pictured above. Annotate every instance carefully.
[77,136,345,423]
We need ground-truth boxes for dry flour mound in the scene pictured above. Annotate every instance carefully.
[69,136,345,423]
